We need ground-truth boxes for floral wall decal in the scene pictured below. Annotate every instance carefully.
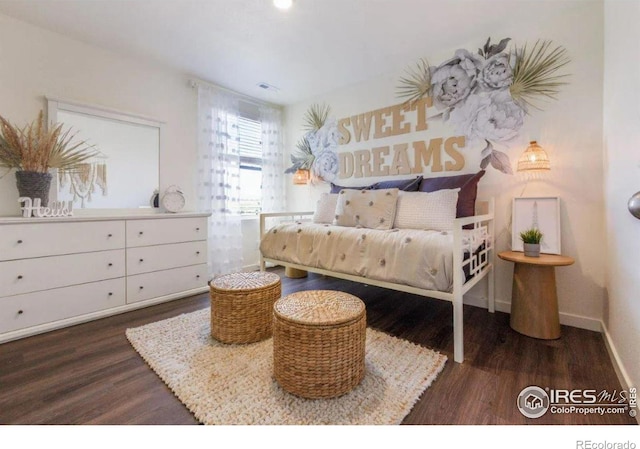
[285,103,340,182]
[397,38,570,174]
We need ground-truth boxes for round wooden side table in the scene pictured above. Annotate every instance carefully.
[498,251,574,339]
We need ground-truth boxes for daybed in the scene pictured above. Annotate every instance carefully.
[259,172,495,363]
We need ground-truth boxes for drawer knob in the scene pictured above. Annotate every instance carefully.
[196,251,200,255]
[196,227,200,231]
[17,310,23,315]
[139,258,144,262]
[196,275,200,279]
[108,234,113,238]
[139,231,144,236]
[17,275,23,280]
[108,292,113,296]
[139,286,144,290]
[108,263,113,267]
[17,239,23,244]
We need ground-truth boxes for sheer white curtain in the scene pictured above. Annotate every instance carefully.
[259,105,286,213]
[197,86,244,276]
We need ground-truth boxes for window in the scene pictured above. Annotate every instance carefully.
[238,115,263,216]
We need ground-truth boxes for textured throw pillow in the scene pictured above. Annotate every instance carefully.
[334,188,399,230]
[394,189,460,231]
[313,193,339,224]
[372,176,422,191]
[329,181,373,194]
[418,171,485,218]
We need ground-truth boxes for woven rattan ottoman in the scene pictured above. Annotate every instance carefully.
[273,290,366,399]
[209,271,281,344]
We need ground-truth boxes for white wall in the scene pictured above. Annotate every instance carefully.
[603,0,640,393]
[0,13,198,215]
[284,2,605,330]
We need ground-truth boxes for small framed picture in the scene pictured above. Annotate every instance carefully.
[512,196,561,254]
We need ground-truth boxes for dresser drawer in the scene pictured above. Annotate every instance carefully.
[126,264,208,303]
[0,220,125,261]
[126,217,207,247]
[0,278,126,334]
[0,249,125,297]
[126,241,208,275]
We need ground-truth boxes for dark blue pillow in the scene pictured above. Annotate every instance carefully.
[372,176,422,191]
[329,182,374,194]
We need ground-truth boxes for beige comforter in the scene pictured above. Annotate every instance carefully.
[260,223,482,292]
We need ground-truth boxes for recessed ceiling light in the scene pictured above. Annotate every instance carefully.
[273,0,292,10]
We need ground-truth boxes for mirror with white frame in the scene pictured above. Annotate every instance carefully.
[47,98,161,209]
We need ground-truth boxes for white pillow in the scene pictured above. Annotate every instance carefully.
[313,193,339,224]
[394,188,460,231]
[334,188,398,230]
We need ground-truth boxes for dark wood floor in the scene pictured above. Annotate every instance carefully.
[0,268,635,425]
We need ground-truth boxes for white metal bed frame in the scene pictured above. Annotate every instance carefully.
[259,199,495,363]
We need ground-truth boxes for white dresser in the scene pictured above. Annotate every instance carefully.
[0,212,210,343]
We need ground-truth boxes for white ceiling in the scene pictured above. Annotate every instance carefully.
[0,0,583,105]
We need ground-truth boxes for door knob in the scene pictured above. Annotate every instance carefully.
[629,191,640,219]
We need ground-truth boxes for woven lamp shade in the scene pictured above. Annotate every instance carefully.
[292,168,310,185]
[517,141,551,172]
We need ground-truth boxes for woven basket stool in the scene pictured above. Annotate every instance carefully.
[273,290,366,399]
[209,271,281,344]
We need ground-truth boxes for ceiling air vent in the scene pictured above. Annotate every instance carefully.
[257,82,280,92]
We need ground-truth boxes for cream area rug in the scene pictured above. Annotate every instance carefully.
[126,308,447,425]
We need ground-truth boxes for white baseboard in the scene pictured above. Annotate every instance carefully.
[556,310,603,332]
[463,294,602,332]
[243,262,276,272]
[601,322,639,425]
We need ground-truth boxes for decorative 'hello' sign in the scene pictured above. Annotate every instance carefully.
[19,197,74,218]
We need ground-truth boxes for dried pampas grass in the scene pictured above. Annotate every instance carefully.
[0,110,96,173]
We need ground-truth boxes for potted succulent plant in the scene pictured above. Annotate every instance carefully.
[520,228,543,257]
[0,111,95,206]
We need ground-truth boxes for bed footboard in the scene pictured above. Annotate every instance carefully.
[451,198,495,362]
[259,211,314,271]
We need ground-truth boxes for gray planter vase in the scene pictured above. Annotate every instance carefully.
[523,243,541,257]
[16,170,53,207]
